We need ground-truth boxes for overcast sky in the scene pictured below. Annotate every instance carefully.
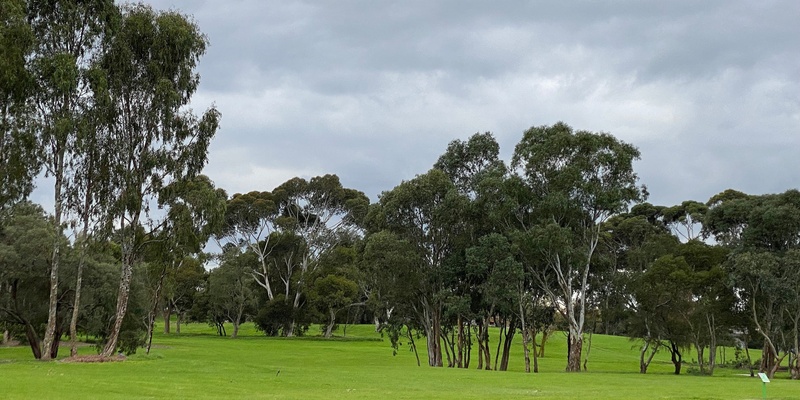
[129,0,799,207]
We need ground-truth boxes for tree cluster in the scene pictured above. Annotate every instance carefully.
[1,0,219,358]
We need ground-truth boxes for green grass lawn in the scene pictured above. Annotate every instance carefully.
[1,323,797,399]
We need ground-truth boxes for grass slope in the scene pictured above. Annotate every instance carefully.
[1,324,796,399]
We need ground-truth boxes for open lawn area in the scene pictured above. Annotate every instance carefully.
[1,324,798,399]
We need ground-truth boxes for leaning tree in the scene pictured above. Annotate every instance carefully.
[95,4,219,356]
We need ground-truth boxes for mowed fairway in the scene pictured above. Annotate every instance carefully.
[1,324,798,399]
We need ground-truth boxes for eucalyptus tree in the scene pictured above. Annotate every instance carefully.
[629,254,694,374]
[206,251,257,339]
[434,132,515,370]
[708,190,800,378]
[465,233,523,371]
[25,0,117,359]
[510,122,645,372]
[143,175,226,353]
[271,175,369,336]
[371,169,468,367]
[674,240,732,375]
[0,0,38,211]
[94,4,220,356]
[359,229,421,334]
[662,200,707,241]
[217,191,281,300]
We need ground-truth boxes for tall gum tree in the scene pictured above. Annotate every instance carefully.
[27,0,116,359]
[216,191,280,301]
[95,4,219,356]
[272,174,369,337]
[372,169,468,366]
[511,122,645,372]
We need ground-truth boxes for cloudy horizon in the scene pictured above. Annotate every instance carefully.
[30,0,800,210]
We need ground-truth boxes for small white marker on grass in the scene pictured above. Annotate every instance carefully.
[757,372,770,399]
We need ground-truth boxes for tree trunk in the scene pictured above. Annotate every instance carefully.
[176,313,182,334]
[146,267,167,355]
[285,321,295,337]
[457,315,464,368]
[24,321,42,360]
[324,309,336,338]
[744,337,755,377]
[442,329,454,367]
[41,169,64,361]
[49,324,62,359]
[464,320,472,369]
[2,329,9,345]
[566,332,583,372]
[499,321,515,371]
[101,257,134,357]
[522,327,531,373]
[425,308,443,367]
[639,341,660,374]
[407,325,421,366]
[670,341,683,375]
[538,329,550,357]
[232,321,240,338]
[707,313,717,375]
[163,303,171,334]
[531,328,540,373]
[69,252,86,357]
[11,279,43,359]
[493,321,504,370]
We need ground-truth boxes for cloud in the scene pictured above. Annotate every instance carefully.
[115,0,800,206]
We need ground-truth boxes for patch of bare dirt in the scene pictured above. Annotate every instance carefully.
[60,354,126,363]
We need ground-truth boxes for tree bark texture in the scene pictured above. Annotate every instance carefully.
[566,333,583,372]
[101,257,134,357]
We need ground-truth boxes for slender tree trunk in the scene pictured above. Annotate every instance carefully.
[232,300,246,339]
[464,320,472,369]
[639,341,660,374]
[69,243,87,357]
[163,302,172,334]
[744,337,755,377]
[49,324,62,359]
[176,313,182,334]
[41,170,64,361]
[2,329,9,345]
[442,330,454,367]
[792,318,800,380]
[518,297,530,373]
[494,320,504,370]
[407,325,420,366]
[522,327,531,373]
[500,320,515,371]
[670,341,683,375]
[11,280,43,359]
[102,254,134,357]
[707,314,717,375]
[538,328,550,357]
[324,309,336,338]
[532,329,539,373]
[146,267,167,354]
[457,315,464,368]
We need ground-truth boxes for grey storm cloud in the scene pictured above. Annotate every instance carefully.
[119,0,800,207]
